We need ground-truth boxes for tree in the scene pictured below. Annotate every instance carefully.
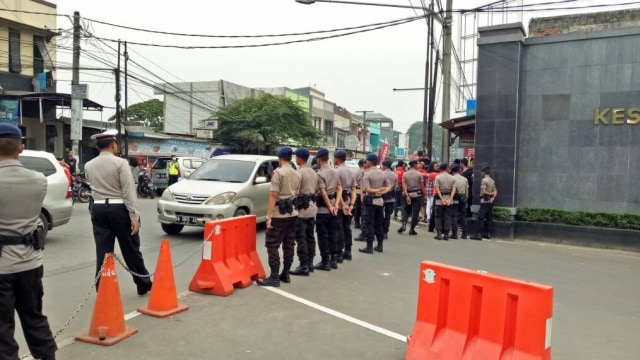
[109,99,164,132]
[406,121,442,159]
[212,94,320,154]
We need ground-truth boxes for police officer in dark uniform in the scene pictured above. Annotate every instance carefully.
[353,159,365,229]
[0,124,57,360]
[433,163,458,240]
[398,160,425,235]
[84,129,153,295]
[334,150,357,262]
[471,166,497,240]
[290,148,318,277]
[359,154,391,254]
[314,148,342,270]
[258,147,301,287]
[451,164,469,239]
[380,160,397,239]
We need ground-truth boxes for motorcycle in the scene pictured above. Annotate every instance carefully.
[137,171,154,199]
[72,173,92,203]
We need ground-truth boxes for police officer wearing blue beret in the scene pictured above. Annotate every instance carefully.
[353,158,366,231]
[380,159,397,239]
[290,148,318,277]
[0,124,57,360]
[334,149,357,262]
[314,148,343,270]
[359,153,391,254]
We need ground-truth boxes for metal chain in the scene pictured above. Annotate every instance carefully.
[172,242,205,268]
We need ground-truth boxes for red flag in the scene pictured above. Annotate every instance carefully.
[379,140,389,162]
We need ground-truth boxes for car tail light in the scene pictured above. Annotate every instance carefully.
[66,173,72,199]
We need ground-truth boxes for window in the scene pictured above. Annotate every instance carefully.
[19,156,56,177]
[9,28,21,73]
[33,36,44,75]
[324,120,334,137]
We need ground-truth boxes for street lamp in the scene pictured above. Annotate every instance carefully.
[295,0,443,23]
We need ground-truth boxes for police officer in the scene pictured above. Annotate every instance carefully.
[85,129,153,295]
[359,154,391,254]
[393,161,406,219]
[167,154,180,186]
[334,150,357,262]
[471,166,497,240]
[398,160,425,235]
[451,164,469,239]
[290,148,318,277]
[258,147,301,287]
[353,159,365,229]
[380,160,397,239]
[434,163,458,240]
[0,124,57,360]
[314,148,342,271]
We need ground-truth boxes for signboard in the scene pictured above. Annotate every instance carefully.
[396,147,405,157]
[344,135,359,150]
[466,99,477,116]
[71,84,88,99]
[203,120,218,129]
[70,98,83,140]
[458,132,475,148]
[0,100,19,125]
[128,137,212,157]
[195,128,214,139]
[379,141,389,162]
[464,148,475,158]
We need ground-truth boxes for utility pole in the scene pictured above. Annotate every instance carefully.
[70,11,81,164]
[115,40,122,152]
[440,0,453,162]
[356,110,372,153]
[124,41,129,157]
[423,0,436,157]
[428,50,439,161]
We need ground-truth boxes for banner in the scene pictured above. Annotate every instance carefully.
[127,137,212,158]
[379,140,389,162]
[0,100,19,125]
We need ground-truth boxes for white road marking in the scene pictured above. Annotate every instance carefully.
[263,287,407,343]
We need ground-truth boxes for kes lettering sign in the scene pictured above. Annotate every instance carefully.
[594,108,640,125]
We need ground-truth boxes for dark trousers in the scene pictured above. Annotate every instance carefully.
[91,203,151,290]
[365,204,385,245]
[429,205,435,232]
[477,203,494,236]
[403,196,423,230]
[265,217,297,270]
[295,217,316,263]
[383,202,394,234]
[316,212,338,262]
[168,174,179,186]
[394,190,405,217]
[0,266,57,360]
[434,204,457,232]
[353,195,362,225]
[458,198,469,234]
[336,210,353,252]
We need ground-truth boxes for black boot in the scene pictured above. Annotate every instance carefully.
[384,233,388,240]
[258,267,281,287]
[330,255,339,269]
[434,230,443,240]
[461,232,468,239]
[290,262,310,276]
[308,257,315,272]
[354,233,366,241]
[409,227,418,236]
[443,232,449,241]
[342,248,352,261]
[450,230,458,240]
[397,221,407,233]
[374,243,383,253]
[359,243,374,254]
[354,222,361,229]
[336,252,344,263]
[279,264,291,283]
[470,233,482,240]
[314,259,331,271]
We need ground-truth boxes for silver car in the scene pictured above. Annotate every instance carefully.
[157,154,279,235]
[19,150,74,239]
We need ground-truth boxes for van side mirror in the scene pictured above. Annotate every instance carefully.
[254,176,268,184]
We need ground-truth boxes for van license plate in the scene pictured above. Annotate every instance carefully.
[157,174,166,179]
[176,215,197,225]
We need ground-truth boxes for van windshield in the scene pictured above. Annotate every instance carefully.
[189,159,255,183]
[153,158,169,170]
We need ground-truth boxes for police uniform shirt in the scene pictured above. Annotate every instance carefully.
[297,164,318,218]
[85,152,140,222]
[317,164,340,214]
[356,168,365,192]
[270,164,301,218]
[481,176,496,203]
[453,173,469,197]
[403,168,423,196]
[382,169,397,203]
[336,163,356,206]
[434,172,456,205]
[0,160,47,274]
[363,168,390,206]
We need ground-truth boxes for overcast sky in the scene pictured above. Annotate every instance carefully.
[48,0,632,132]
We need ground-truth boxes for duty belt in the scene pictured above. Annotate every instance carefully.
[0,230,41,256]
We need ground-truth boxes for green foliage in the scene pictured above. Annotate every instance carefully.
[516,207,640,231]
[492,207,512,221]
[212,94,320,154]
[110,99,164,132]
[406,121,442,159]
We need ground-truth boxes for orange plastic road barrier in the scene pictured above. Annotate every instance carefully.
[75,253,138,346]
[189,215,265,296]
[138,239,188,318]
[406,261,553,360]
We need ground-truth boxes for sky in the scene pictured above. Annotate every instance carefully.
[45,0,636,133]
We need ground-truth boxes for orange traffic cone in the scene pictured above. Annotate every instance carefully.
[138,239,188,318]
[75,253,138,346]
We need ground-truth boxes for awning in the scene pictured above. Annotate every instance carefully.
[439,114,475,137]
[3,91,104,110]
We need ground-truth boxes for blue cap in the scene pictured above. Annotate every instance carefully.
[439,163,449,170]
[451,164,460,173]
[382,160,392,167]
[366,153,378,163]
[316,148,329,158]
[334,149,347,159]
[295,147,310,159]
[276,146,293,158]
[482,166,491,173]
[409,160,418,167]
[358,159,365,165]
[0,123,24,138]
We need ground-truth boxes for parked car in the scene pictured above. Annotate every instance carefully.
[151,156,205,196]
[157,154,279,235]
[19,150,74,239]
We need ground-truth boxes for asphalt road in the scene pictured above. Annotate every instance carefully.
[13,199,640,359]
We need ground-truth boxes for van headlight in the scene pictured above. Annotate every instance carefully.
[161,189,175,201]
[206,192,236,205]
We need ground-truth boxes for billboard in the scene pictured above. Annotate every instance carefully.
[0,100,19,125]
[127,137,212,158]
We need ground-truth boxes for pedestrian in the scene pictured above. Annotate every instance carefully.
[0,124,57,360]
[84,129,153,295]
[451,164,469,239]
[393,161,406,219]
[433,163,458,240]
[64,149,77,176]
[418,159,430,222]
[398,160,425,235]
[460,158,474,217]
[359,154,391,253]
[353,159,365,229]
[471,166,497,240]
[427,161,439,233]
[313,148,342,271]
[167,154,180,186]
[380,159,397,240]
[290,148,318,277]
[257,147,301,287]
[334,150,357,262]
